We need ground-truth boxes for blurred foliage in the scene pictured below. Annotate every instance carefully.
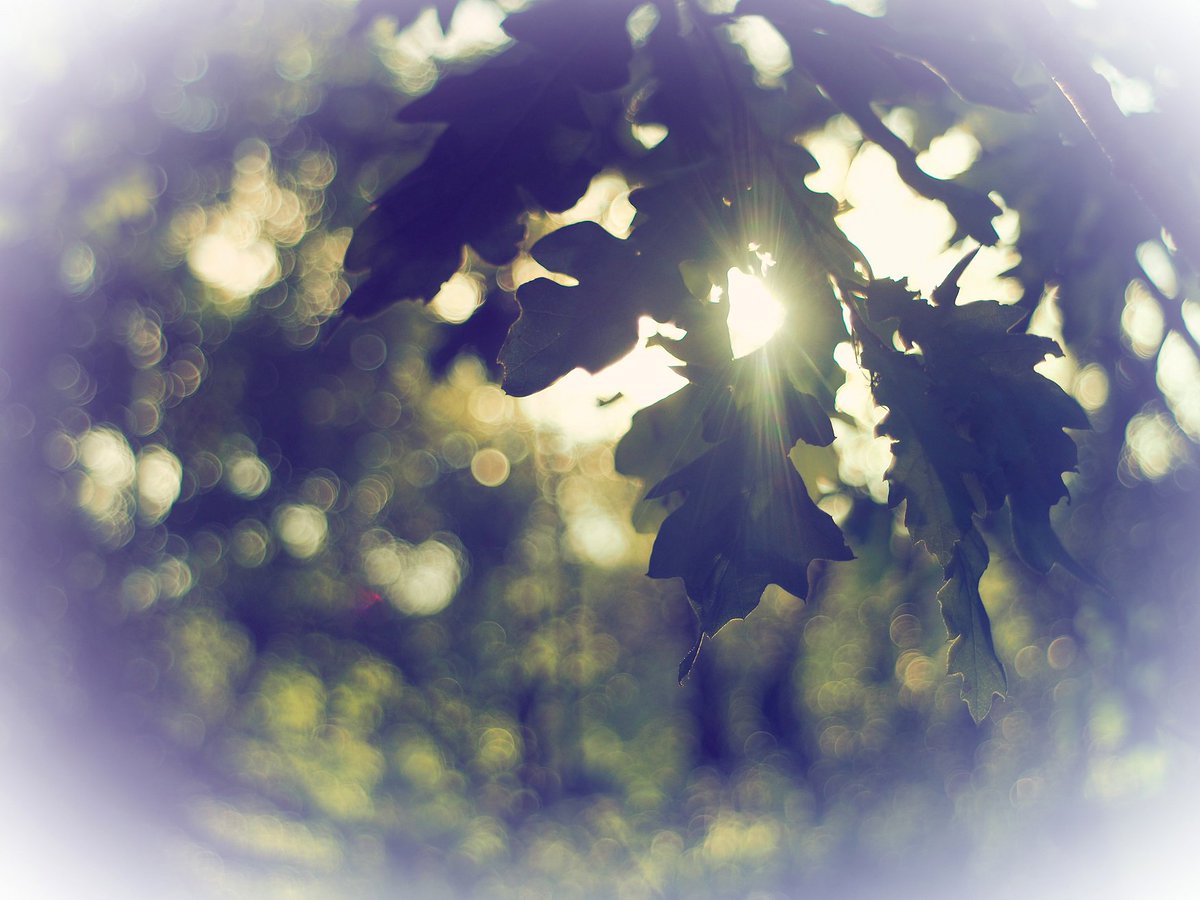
[0,0,1198,896]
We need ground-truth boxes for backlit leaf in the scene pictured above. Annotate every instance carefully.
[938,528,1006,723]
[499,222,685,396]
[341,49,607,319]
[646,364,852,679]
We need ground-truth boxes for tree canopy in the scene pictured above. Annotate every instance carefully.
[1,0,1198,895]
[333,0,1195,721]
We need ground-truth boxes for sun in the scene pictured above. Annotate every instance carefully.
[726,268,786,358]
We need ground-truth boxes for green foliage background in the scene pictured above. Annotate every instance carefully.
[0,0,1198,896]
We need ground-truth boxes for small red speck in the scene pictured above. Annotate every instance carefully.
[356,589,383,611]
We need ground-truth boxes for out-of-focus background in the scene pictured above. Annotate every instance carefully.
[1,0,1198,896]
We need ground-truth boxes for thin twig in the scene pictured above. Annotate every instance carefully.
[1009,0,1200,271]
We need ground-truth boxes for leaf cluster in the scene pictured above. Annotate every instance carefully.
[850,258,1092,719]
[335,0,1123,720]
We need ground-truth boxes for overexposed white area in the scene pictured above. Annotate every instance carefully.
[0,629,208,898]
[516,316,688,445]
[517,273,785,445]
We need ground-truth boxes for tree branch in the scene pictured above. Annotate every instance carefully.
[1010,0,1200,271]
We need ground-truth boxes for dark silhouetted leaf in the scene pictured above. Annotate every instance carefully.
[499,222,684,396]
[645,370,852,679]
[859,334,982,566]
[854,256,1098,719]
[615,378,727,532]
[938,528,1006,723]
[882,270,1091,577]
[341,52,604,319]
[502,0,638,92]
[862,258,1092,580]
